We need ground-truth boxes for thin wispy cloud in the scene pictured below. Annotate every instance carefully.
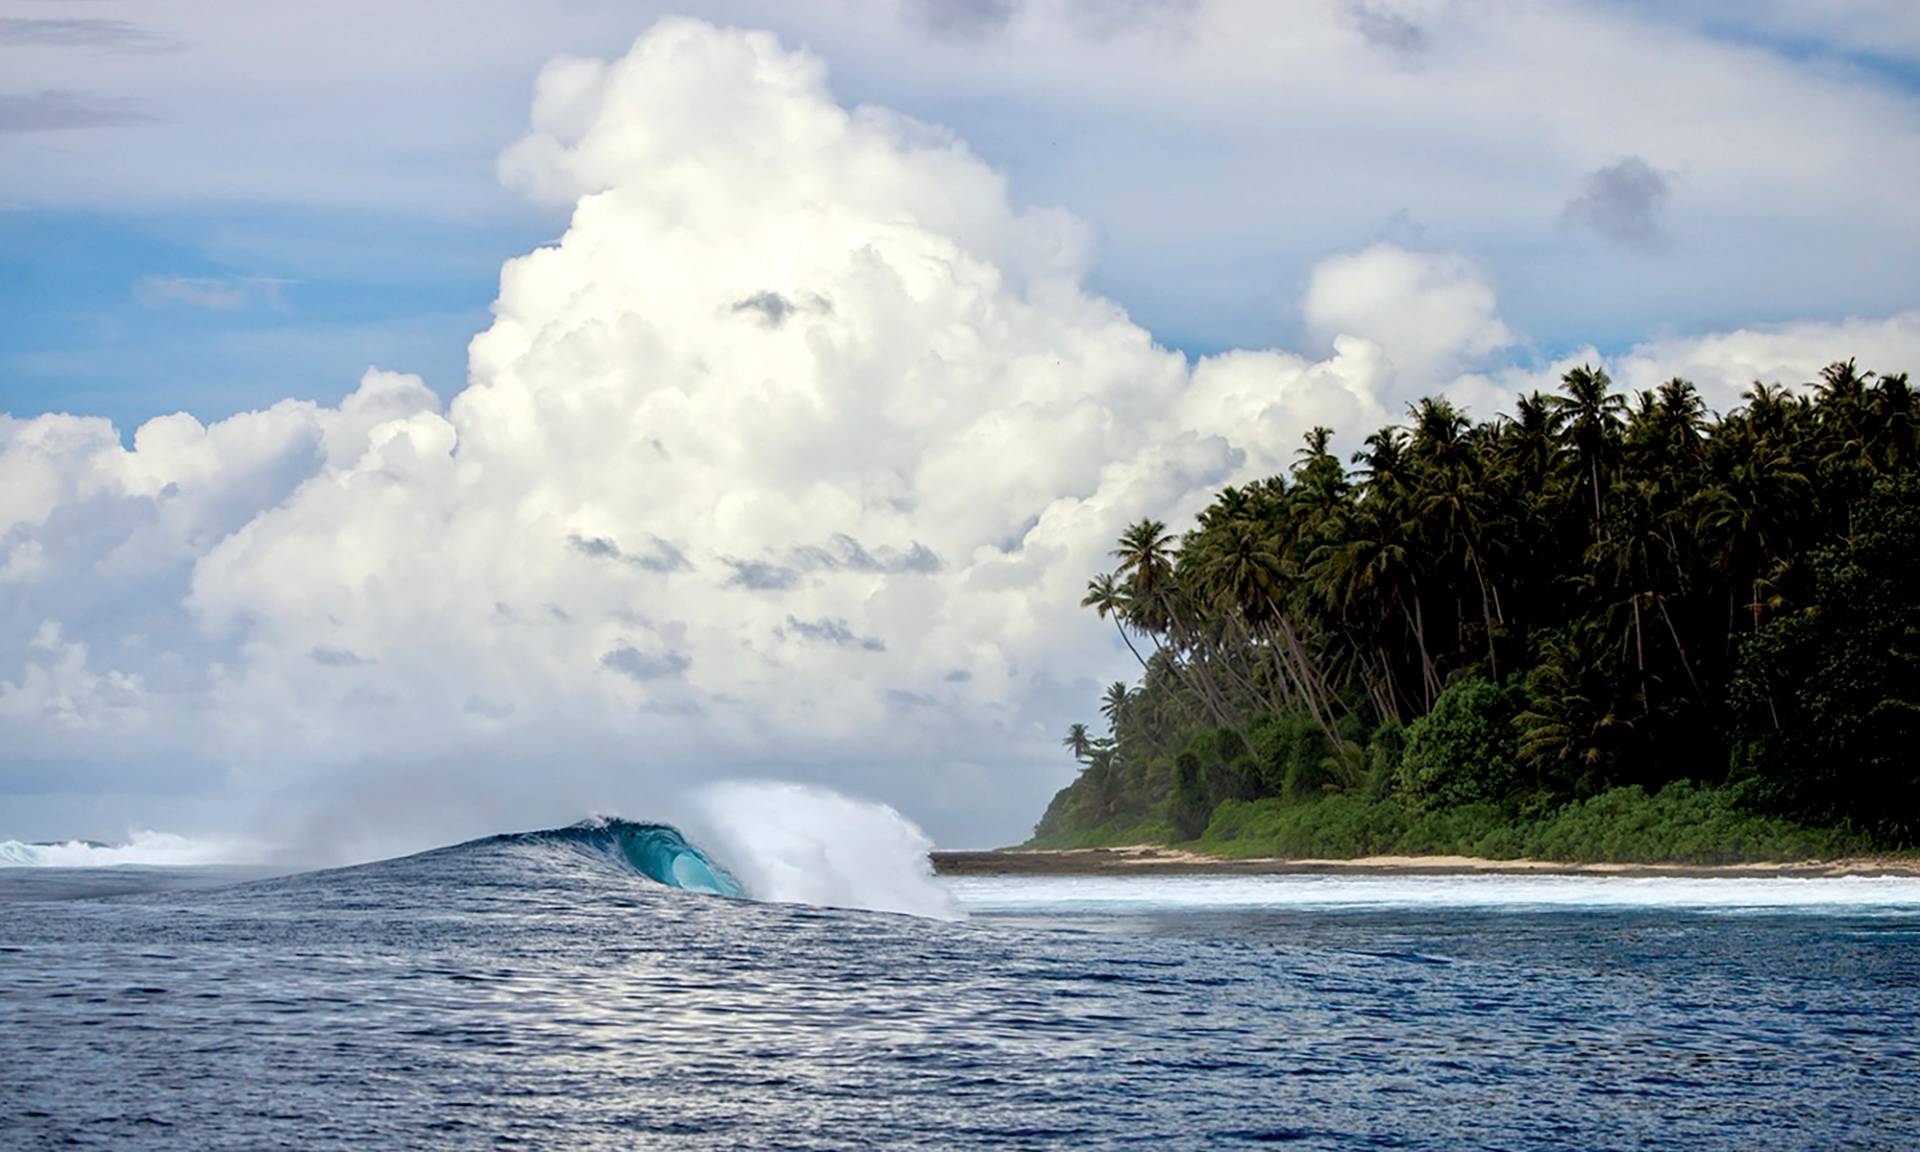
[0,91,151,134]
[0,17,178,53]
[133,275,290,311]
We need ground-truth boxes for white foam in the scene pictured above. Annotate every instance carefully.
[946,873,1920,914]
[688,781,962,920]
[0,830,253,868]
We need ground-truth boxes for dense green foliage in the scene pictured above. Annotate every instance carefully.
[1036,361,1920,859]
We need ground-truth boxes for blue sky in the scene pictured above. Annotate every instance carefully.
[0,206,553,432]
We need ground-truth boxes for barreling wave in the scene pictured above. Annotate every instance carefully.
[479,785,963,919]
[492,817,745,898]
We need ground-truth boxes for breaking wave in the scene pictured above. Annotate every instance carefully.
[472,783,960,919]
[492,817,745,897]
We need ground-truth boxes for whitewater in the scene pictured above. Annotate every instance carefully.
[5,788,1919,1150]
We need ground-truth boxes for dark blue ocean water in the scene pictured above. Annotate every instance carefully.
[3,830,1918,1150]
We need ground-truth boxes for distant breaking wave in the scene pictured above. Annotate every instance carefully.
[0,831,251,868]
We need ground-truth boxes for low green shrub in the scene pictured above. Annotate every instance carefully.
[1168,781,1860,863]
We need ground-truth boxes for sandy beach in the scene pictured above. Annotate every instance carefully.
[930,846,1920,879]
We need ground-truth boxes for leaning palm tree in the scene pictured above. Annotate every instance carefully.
[1112,519,1178,619]
[1113,518,1242,730]
[1082,572,1149,672]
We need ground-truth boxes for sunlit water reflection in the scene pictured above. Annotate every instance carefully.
[4,841,1917,1150]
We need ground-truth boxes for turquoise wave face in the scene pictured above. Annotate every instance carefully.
[506,819,745,897]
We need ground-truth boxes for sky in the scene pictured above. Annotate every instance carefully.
[3,0,1919,855]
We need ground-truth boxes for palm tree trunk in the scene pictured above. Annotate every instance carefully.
[1631,591,1649,708]
[1470,549,1499,680]
[1112,619,1149,674]
[1160,597,1243,735]
[1411,590,1440,710]
[1653,594,1702,699]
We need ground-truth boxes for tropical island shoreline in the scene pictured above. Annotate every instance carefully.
[931,846,1920,879]
[1026,362,1919,870]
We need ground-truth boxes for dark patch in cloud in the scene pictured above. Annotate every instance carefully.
[1564,156,1673,253]
[909,0,1018,38]
[944,668,973,683]
[463,696,514,719]
[1067,0,1197,41]
[996,513,1042,554]
[569,532,690,573]
[310,646,371,668]
[791,533,942,575]
[731,291,795,327]
[784,615,886,652]
[631,538,688,572]
[724,558,802,591]
[0,18,176,52]
[887,688,938,709]
[569,533,620,559]
[1347,2,1427,54]
[601,646,691,682]
[0,91,153,134]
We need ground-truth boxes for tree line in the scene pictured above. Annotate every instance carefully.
[1040,361,1920,853]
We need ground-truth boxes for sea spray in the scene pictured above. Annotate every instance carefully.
[687,781,962,920]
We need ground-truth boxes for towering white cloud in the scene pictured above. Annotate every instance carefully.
[2,18,1915,853]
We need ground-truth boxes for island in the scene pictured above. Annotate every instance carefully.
[1021,363,1919,867]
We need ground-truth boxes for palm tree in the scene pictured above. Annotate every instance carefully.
[1061,723,1094,762]
[1113,519,1178,602]
[1549,365,1626,526]
[1515,627,1630,796]
[1868,372,1915,472]
[1695,444,1810,628]
[1100,682,1132,733]
[1082,572,1148,672]
[1113,518,1244,731]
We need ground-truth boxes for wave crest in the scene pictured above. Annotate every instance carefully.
[498,818,744,897]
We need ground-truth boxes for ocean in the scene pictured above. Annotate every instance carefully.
[3,819,1918,1150]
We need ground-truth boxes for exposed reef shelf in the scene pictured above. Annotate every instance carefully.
[930,847,1920,878]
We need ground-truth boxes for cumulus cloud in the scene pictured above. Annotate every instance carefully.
[4,18,1913,852]
[1564,156,1673,252]
[1304,244,1511,389]
[1444,312,1920,425]
[1612,311,1920,411]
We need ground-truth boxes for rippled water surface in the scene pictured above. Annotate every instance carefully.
[4,842,1918,1150]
